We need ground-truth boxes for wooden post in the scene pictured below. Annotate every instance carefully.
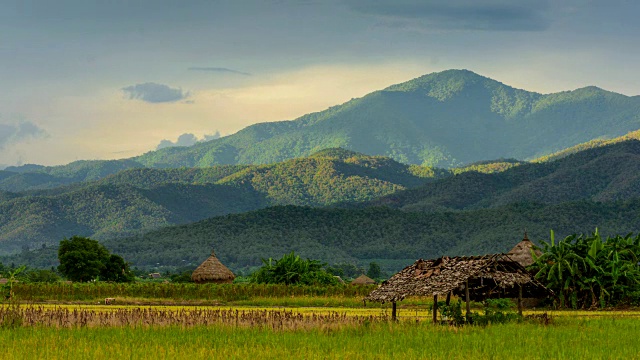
[445,291,451,306]
[518,285,523,316]
[465,279,471,322]
[433,294,438,324]
[391,301,397,321]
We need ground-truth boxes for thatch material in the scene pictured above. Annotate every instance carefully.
[191,250,235,284]
[365,254,551,303]
[508,232,542,267]
[0,278,7,284]
[351,274,376,285]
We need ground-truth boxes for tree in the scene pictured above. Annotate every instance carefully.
[366,262,382,280]
[251,251,338,285]
[100,254,135,283]
[58,236,133,282]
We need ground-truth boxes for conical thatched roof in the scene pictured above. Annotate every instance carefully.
[508,232,541,267]
[351,274,376,285]
[191,250,235,284]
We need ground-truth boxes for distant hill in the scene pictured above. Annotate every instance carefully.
[0,150,439,254]
[8,200,640,273]
[364,140,640,212]
[129,69,640,168]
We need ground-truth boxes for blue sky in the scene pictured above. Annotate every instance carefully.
[1,0,639,166]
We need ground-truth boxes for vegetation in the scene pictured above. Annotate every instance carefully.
[7,198,640,273]
[58,236,134,283]
[0,150,439,255]
[531,230,640,308]
[9,282,374,303]
[1,316,639,359]
[251,252,338,285]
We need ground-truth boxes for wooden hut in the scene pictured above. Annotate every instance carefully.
[191,250,235,284]
[351,274,376,285]
[507,232,541,267]
[365,254,552,321]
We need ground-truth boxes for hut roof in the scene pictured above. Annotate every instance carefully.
[508,232,541,267]
[365,254,551,303]
[351,274,376,285]
[191,250,235,283]
[0,278,7,284]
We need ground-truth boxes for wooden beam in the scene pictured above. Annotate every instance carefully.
[445,291,451,306]
[392,301,397,321]
[465,279,471,322]
[518,285,523,316]
[433,294,438,324]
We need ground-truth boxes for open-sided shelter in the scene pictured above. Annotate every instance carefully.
[191,250,235,284]
[365,253,551,321]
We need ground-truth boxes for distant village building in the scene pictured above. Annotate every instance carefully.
[148,273,162,279]
[191,250,235,284]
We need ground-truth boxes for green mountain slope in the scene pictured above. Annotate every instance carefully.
[131,69,640,168]
[365,140,640,212]
[7,200,640,272]
[0,150,438,254]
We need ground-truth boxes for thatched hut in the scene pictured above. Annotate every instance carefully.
[365,254,552,321]
[508,232,541,267]
[351,274,376,285]
[191,250,235,284]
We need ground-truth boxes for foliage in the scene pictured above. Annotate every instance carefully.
[251,252,338,286]
[170,271,194,283]
[531,229,640,308]
[58,236,134,283]
[366,262,382,280]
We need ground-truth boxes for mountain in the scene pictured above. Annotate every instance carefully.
[7,200,640,273]
[128,69,640,168]
[0,150,438,254]
[364,140,640,212]
[6,69,640,186]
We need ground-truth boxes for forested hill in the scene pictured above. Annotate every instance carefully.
[363,140,640,212]
[0,150,441,255]
[131,69,640,168]
[8,201,640,273]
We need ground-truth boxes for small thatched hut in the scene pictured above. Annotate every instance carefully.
[366,254,552,321]
[351,274,376,285]
[191,250,235,284]
[508,232,542,267]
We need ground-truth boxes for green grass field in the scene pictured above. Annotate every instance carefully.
[2,317,639,359]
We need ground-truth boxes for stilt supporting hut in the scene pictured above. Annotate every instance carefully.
[191,250,235,284]
[365,254,552,322]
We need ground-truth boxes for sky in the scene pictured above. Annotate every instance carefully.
[1,0,640,166]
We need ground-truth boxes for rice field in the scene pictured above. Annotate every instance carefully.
[2,316,639,359]
[4,283,640,359]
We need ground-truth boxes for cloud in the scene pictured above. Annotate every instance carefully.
[0,120,48,149]
[122,82,189,103]
[156,131,221,150]
[345,0,551,31]
[188,67,252,76]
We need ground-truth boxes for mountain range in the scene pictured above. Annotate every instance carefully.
[3,69,640,272]
[4,141,640,273]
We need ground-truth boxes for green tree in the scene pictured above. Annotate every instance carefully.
[58,236,133,283]
[366,262,382,280]
[251,252,338,285]
[100,254,135,283]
